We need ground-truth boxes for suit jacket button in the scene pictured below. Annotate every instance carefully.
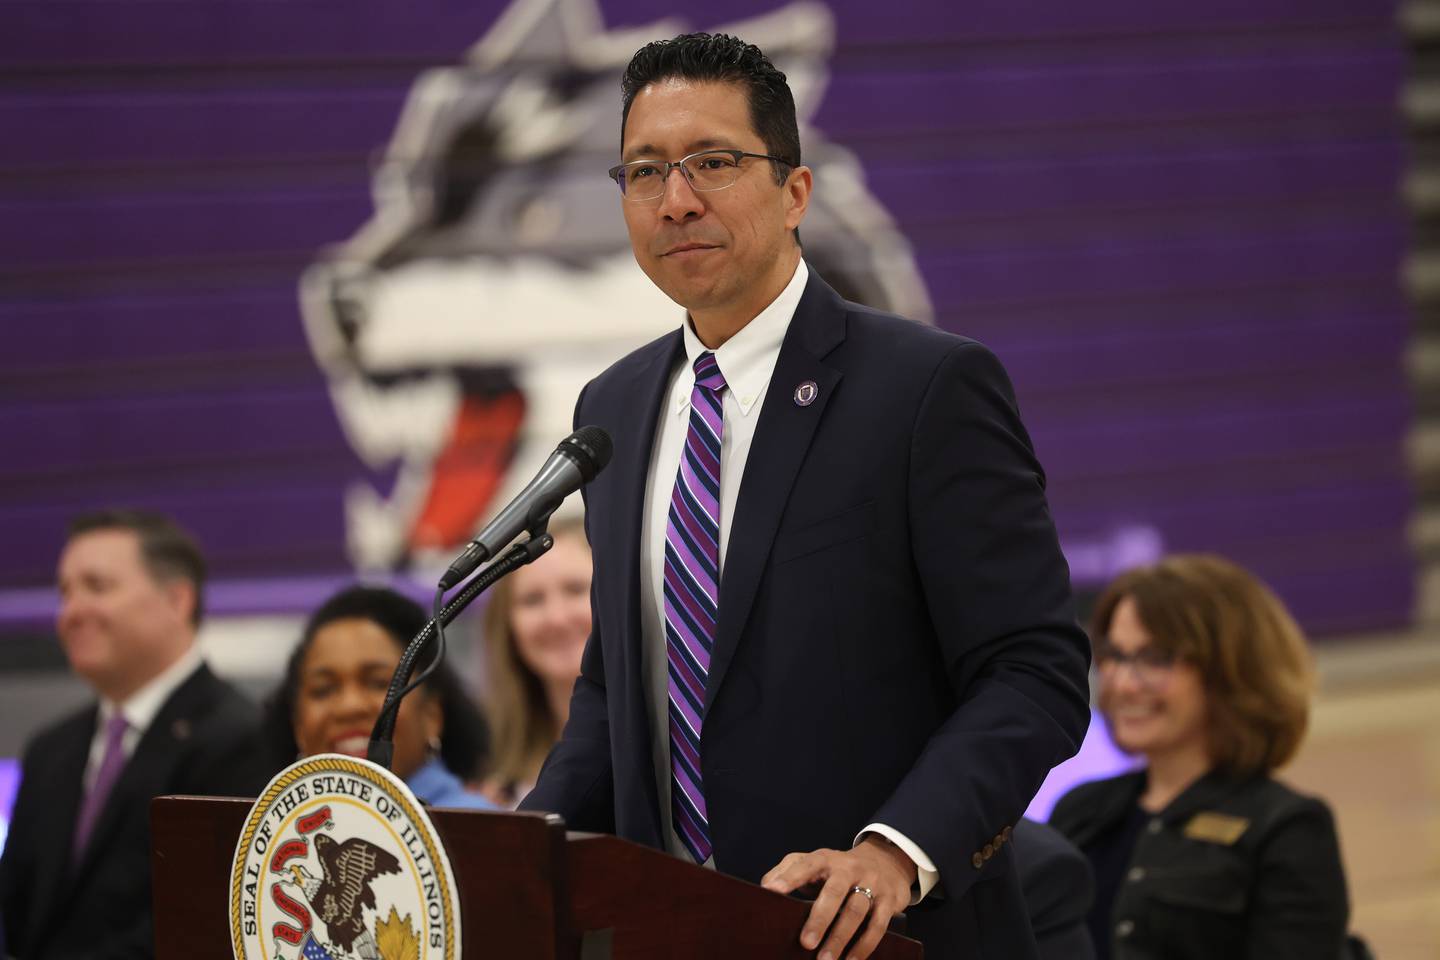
[972,852,984,869]
[1116,920,1135,939]
[1127,867,1146,882]
[1147,818,1163,835]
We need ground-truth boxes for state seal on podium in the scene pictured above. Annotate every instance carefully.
[228,754,463,960]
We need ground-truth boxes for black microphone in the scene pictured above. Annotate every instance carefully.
[437,425,612,590]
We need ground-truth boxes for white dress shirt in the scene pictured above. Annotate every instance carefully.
[637,260,939,901]
[83,645,204,792]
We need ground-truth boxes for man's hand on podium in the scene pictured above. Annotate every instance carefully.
[760,835,918,960]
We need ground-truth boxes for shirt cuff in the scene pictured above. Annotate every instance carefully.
[855,823,940,905]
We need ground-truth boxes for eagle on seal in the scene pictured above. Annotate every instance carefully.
[288,833,402,959]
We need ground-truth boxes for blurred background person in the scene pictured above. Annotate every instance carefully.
[1012,817,1096,960]
[264,585,495,810]
[0,509,269,960]
[1050,554,1351,959]
[478,518,591,807]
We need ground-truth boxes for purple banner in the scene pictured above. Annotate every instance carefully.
[0,0,1411,637]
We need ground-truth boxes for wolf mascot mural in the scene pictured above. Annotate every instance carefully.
[301,0,931,572]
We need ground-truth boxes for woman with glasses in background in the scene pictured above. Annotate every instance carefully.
[1050,554,1352,960]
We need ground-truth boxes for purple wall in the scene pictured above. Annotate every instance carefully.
[0,0,1411,635]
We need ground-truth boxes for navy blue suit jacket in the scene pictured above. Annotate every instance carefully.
[521,269,1091,957]
[0,664,270,960]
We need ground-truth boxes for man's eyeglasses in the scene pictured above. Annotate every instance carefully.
[1093,641,1180,687]
[608,149,794,202]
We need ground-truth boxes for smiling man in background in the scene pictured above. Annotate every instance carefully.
[0,509,269,960]
[520,33,1091,959]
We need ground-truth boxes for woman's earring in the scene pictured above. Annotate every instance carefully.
[427,735,442,757]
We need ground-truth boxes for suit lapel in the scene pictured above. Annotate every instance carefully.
[1159,772,1252,827]
[706,273,846,713]
[607,331,683,841]
[1063,772,1144,848]
[72,665,211,879]
[27,710,93,932]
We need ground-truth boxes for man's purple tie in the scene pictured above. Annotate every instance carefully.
[73,710,129,859]
[665,351,726,864]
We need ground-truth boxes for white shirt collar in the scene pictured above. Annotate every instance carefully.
[679,259,809,416]
[100,645,204,734]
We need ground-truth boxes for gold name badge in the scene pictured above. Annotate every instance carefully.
[1183,811,1250,846]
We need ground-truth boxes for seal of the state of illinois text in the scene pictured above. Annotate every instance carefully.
[228,754,462,960]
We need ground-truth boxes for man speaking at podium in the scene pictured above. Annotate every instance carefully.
[521,33,1090,959]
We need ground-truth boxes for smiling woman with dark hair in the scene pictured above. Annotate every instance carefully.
[263,585,495,810]
[1050,554,1352,960]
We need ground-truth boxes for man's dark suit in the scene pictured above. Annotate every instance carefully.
[0,663,269,960]
[521,269,1091,957]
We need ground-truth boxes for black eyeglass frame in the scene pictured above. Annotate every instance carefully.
[607,149,796,200]
[1092,639,1183,684]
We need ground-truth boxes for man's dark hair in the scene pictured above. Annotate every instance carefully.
[622,33,802,238]
[261,585,491,780]
[68,508,208,627]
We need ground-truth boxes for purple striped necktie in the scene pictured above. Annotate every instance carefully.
[73,709,129,859]
[664,350,726,864]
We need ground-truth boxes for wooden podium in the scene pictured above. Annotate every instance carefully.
[151,796,923,959]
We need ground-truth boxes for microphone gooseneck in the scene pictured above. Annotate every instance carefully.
[366,426,612,772]
[437,426,613,591]
[366,533,555,770]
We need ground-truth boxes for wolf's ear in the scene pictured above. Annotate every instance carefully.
[467,0,674,73]
[714,2,836,121]
[468,0,590,71]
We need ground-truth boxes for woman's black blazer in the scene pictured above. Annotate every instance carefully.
[1050,770,1349,960]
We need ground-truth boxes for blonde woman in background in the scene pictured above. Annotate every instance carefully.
[479,518,591,806]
